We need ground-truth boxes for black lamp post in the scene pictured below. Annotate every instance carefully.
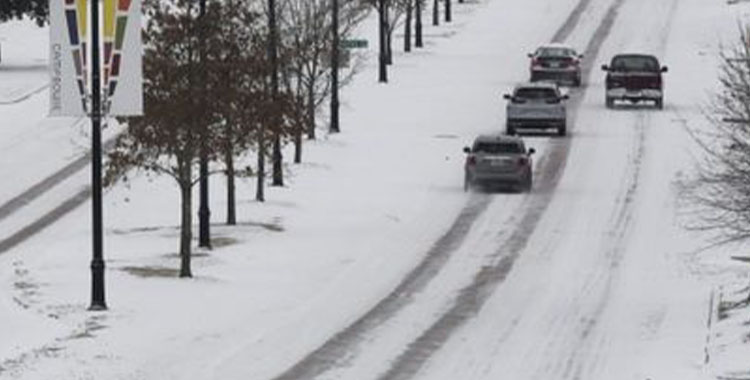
[378,0,387,83]
[89,0,106,311]
[330,0,340,133]
[269,0,283,187]
[198,0,211,249]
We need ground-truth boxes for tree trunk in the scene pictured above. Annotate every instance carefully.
[432,0,439,26]
[306,83,316,139]
[272,134,283,186]
[225,146,236,225]
[294,124,302,164]
[445,0,451,23]
[415,0,423,48]
[404,0,412,53]
[179,163,193,278]
[256,129,265,202]
[386,28,393,65]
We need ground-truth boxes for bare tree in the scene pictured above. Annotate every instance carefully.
[107,0,209,277]
[0,0,47,25]
[106,0,276,275]
[368,0,410,69]
[684,25,750,251]
[207,0,269,224]
[278,0,368,143]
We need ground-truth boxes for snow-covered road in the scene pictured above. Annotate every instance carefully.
[0,0,745,379]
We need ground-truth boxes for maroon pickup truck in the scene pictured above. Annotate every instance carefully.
[601,54,667,109]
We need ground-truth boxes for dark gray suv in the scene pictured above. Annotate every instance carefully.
[463,134,535,192]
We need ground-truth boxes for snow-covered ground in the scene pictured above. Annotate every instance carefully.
[0,0,749,379]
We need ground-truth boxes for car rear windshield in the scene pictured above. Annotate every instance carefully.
[537,47,575,57]
[610,56,659,72]
[473,142,524,154]
[514,88,557,99]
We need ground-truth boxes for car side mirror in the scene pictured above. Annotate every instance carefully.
[527,53,534,58]
[528,148,536,155]
[661,66,668,73]
[503,94,512,100]
[579,54,584,58]
[601,64,609,71]
[463,146,471,154]
[561,94,569,100]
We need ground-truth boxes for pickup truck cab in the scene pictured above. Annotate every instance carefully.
[602,54,667,109]
[504,82,568,137]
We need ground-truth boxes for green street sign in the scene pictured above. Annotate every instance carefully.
[341,39,368,49]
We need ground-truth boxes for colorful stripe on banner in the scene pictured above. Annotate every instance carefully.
[51,0,141,116]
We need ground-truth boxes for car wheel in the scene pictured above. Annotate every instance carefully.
[655,97,664,110]
[573,76,581,87]
[464,174,471,192]
[523,172,533,192]
[557,123,567,137]
[605,97,614,109]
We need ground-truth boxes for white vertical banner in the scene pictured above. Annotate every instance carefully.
[102,0,143,116]
[49,0,143,117]
[49,0,89,116]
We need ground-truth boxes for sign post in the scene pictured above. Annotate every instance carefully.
[49,0,143,310]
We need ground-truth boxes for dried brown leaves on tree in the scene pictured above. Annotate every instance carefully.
[106,0,279,276]
[105,0,369,276]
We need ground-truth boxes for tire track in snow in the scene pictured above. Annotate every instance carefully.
[549,112,648,380]
[537,0,680,376]
[373,0,634,378]
[0,83,49,105]
[268,0,618,379]
[552,0,594,43]
[0,136,117,256]
[531,0,680,377]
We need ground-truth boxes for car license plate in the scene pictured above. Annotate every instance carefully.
[491,158,511,167]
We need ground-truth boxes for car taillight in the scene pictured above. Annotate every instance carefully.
[517,157,529,167]
[466,156,476,166]
[572,59,580,66]
[531,58,540,67]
